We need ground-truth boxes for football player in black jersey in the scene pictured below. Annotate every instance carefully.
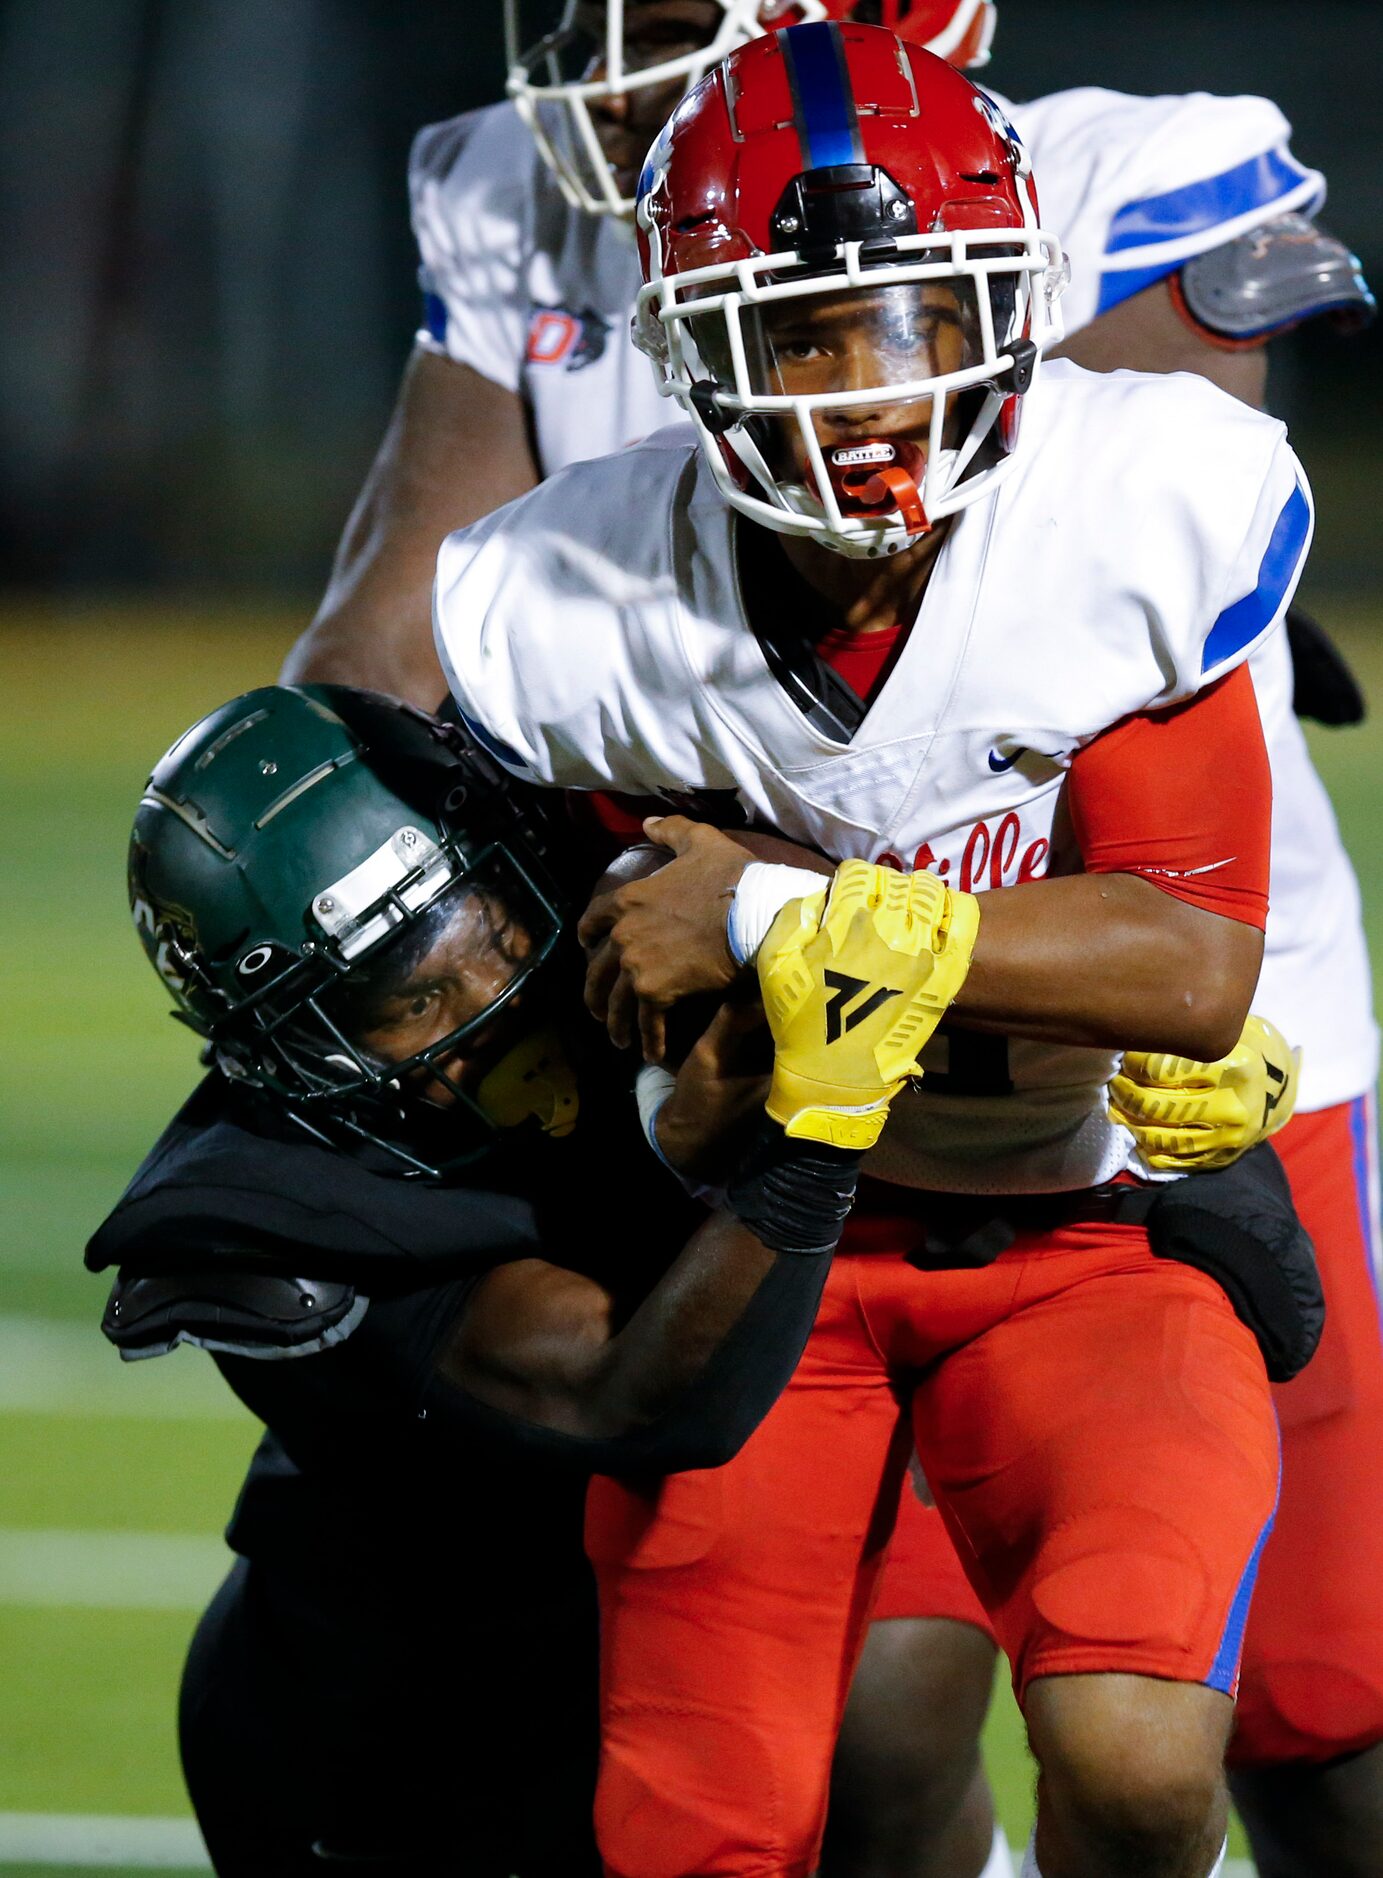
[87,684,873,1876]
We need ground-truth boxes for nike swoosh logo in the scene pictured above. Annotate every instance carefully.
[988,748,1024,772]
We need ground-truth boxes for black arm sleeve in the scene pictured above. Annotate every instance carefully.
[415,1247,831,1475]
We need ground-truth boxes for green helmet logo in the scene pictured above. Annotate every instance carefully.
[129,843,200,998]
[129,685,576,1177]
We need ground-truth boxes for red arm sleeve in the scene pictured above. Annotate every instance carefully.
[1067,663,1271,930]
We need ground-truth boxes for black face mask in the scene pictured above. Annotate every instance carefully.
[220,846,578,1181]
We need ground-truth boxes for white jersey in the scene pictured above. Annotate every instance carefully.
[409,101,668,474]
[993,87,1325,338]
[437,364,1312,1193]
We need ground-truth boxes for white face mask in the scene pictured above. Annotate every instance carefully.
[505,0,803,217]
[504,0,1000,219]
[637,221,1067,556]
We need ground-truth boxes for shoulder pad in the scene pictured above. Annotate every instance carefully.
[102,1268,366,1363]
[1178,213,1376,342]
[1008,87,1324,330]
[85,1077,542,1287]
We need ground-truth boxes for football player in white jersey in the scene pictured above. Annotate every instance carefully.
[432,28,1322,1876]
[283,6,1382,1874]
[840,62,1383,1878]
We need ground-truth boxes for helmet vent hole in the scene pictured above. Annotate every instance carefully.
[961,171,1001,185]
[237,945,275,977]
[444,785,469,812]
[675,211,714,233]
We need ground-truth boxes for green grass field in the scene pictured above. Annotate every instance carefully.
[3,600,1380,1874]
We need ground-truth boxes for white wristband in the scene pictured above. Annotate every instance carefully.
[634,1062,726,1203]
[728,862,832,965]
[635,1063,679,1170]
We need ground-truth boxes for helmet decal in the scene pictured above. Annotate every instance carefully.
[971,85,1026,171]
[129,840,203,1000]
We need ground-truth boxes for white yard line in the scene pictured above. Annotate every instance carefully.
[0,1315,248,1421]
[0,1527,230,1609]
[0,1812,210,1867]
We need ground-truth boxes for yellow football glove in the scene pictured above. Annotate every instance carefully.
[1109,1013,1300,1171]
[757,861,981,1151]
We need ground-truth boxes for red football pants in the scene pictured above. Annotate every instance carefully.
[1233,1096,1383,1763]
[873,1098,1383,1768]
[587,1214,1278,1878]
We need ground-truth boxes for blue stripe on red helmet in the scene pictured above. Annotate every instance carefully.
[779,22,865,171]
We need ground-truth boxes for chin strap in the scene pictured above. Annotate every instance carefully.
[822,438,930,536]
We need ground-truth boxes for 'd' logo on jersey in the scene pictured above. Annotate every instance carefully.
[823,971,901,1045]
[526,303,611,372]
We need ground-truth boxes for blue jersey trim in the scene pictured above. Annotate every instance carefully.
[1201,482,1310,675]
[1095,259,1184,316]
[780,22,863,171]
[418,267,448,345]
[1105,147,1309,257]
[1096,147,1317,314]
[1206,1452,1279,1694]
[1347,1095,1383,1327]
[423,291,448,346]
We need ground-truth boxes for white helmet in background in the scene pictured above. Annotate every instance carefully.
[504,0,998,217]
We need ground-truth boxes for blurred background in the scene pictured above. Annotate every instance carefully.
[0,2,1378,1873]
[4,0,1381,592]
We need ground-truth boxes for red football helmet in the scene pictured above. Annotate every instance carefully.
[505,0,997,217]
[634,22,1065,555]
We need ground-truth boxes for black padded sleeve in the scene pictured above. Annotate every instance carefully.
[415,1246,832,1474]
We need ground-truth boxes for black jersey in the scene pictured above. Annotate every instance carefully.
[85,1068,697,1589]
[88,1083,628,1877]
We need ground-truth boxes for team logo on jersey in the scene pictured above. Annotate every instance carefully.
[525,303,612,372]
[879,813,1051,894]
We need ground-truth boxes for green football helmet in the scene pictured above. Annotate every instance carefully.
[128,684,579,1177]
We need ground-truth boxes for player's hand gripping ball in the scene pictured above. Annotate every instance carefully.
[757,861,981,1151]
[1110,1013,1301,1171]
